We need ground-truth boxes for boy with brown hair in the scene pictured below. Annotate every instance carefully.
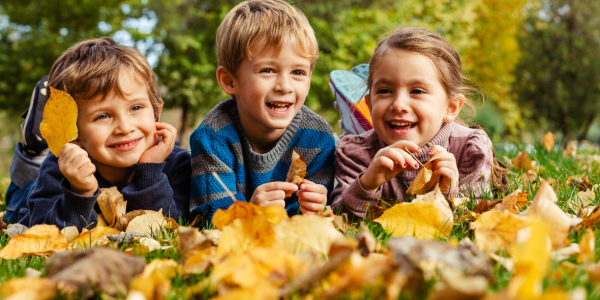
[190,0,336,223]
[14,37,190,230]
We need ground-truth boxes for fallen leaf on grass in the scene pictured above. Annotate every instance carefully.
[177,226,221,274]
[45,247,145,298]
[210,282,280,300]
[323,252,392,297]
[474,200,503,214]
[511,151,533,171]
[60,226,79,243]
[127,236,162,255]
[97,187,127,228]
[578,229,595,264]
[520,181,581,247]
[39,87,78,157]
[130,259,182,300]
[563,141,577,158]
[449,197,469,212]
[541,132,555,152]
[567,175,593,191]
[507,218,550,299]
[69,226,120,249]
[0,224,67,259]
[212,201,288,230]
[275,214,343,256]
[0,277,57,300]
[470,211,529,254]
[569,189,596,213]
[412,185,453,236]
[406,153,441,195]
[333,213,352,233]
[3,223,28,238]
[126,209,166,236]
[285,150,306,197]
[317,205,334,217]
[522,170,539,186]
[430,268,489,300]
[492,189,530,214]
[374,202,444,239]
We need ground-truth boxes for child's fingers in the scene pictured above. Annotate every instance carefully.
[78,162,96,176]
[373,156,396,171]
[262,182,299,193]
[299,205,316,215]
[434,161,458,177]
[389,140,421,153]
[297,191,326,204]
[428,145,448,156]
[298,182,327,193]
[299,199,323,212]
[430,152,456,167]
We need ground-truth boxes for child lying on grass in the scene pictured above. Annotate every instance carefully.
[331,27,505,218]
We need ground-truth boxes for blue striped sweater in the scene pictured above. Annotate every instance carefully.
[190,99,336,224]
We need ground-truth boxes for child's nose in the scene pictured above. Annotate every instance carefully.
[274,75,293,94]
[114,116,135,134]
[390,94,410,112]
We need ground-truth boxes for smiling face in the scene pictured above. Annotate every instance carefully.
[76,70,159,173]
[221,38,312,152]
[367,49,458,147]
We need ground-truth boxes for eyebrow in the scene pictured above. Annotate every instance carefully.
[373,77,433,86]
[85,97,150,116]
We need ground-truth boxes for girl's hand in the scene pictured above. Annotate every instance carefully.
[250,182,298,208]
[139,122,177,164]
[58,142,98,197]
[297,179,327,214]
[359,141,421,192]
[428,145,458,193]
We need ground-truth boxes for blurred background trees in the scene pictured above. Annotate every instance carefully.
[0,0,599,167]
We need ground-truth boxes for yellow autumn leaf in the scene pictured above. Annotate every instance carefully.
[412,185,453,236]
[60,226,79,243]
[39,87,78,157]
[511,151,533,171]
[470,211,529,254]
[507,218,551,299]
[406,153,441,195]
[541,132,555,152]
[274,214,344,256]
[209,282,280,300]
[374,202,444,239]
[212,201,288,230]
[211,247,304,289]
[215,217,278,258]
[492,189,530,214]
[323,252,392,297]
[69,226,121,249]
[520,181,581,247]
[578,229,595,264]
[129,258,182,300]
[97,187,127,228]
[0,225,67,259]
[1,277,57,300]
[126,209,166,236]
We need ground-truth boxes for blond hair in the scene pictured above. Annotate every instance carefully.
[216,0,319,76]
[367,27,477,126]
[49,37,162,121]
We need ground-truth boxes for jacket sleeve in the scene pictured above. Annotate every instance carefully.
[24,154,100,230]
[330,136,381,219]
[189,126,245,225]
[121,146,191,222]
[457,130,493,198]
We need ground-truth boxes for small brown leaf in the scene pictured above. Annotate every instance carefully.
[406,153,441,195]
[474,200,502,214]
[96,187,127,227]
[317,205,334,217]
[285,150,307,197]
[541,132,555,152]
[511,151,533,171]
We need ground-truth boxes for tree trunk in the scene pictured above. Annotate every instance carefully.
[179,99,189,146]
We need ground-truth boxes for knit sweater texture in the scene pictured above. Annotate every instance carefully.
[189,99,336,223]
[20,146,191,230]
[331,122,493,218]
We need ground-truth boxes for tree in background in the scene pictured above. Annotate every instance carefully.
[513,0,600,140]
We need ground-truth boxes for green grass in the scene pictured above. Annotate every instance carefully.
[3,140,600,299]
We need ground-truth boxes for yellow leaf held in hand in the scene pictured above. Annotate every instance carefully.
[407,153,441,195]
[96,187,127,228]
[412,185,453,237]
[0,224,67,259]
[40,87,78,157]
[374,202,444,239]
[470,211,529,254]
[285,150,307,197]
[541,132,555,152]
[275,214,343,256]
[508,218,551,299]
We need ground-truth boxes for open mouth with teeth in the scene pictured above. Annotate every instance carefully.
[109,138,142,152]
[389,121,417,131]
[266,102,291,112]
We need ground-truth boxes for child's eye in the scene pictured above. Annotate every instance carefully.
[292,70,306,76]
[260,68,275,74]
[131,105,143,112]
[94,114,110,121]
[376,88,391,94]
[411,89,426,94]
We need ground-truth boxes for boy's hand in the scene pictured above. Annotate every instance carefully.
[139,122,177,164]
[359,141,421,192]
[297,179,327,214]
[250,182,298,208]
[58,142,98,197]
[428,145,459,193]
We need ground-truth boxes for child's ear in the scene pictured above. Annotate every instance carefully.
[446,94,465,119]
[216,66,236,95]
[155,98,164,122]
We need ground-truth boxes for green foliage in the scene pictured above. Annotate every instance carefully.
[513,0,600,140]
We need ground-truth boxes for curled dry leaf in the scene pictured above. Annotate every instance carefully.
[275,214,344,256]
[356,223,376,257]
[0,224,67,259]
[567,175,593,191]
[406,153,441,195]
[177,226,221,274]
[541,132,555,152]
[474,200,503,214]
[285,150,306,197]
[39,87,78,157]
[492,189,530,214]
[96,187,127,228]
[470,211,529,254]
[0,277,57,300]
[333,213,352,233]
[412,185,453,237]
[45,247,145,298]
[60,226,79,243]
[374,202,444,239]
[511,151,533,171]
[126,209,166,236]
[69,226,120,249]
[520,181,581,247]
[317,205,334,217]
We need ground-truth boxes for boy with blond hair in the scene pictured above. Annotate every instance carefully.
[190,0,335,223]
[15,37,191,230]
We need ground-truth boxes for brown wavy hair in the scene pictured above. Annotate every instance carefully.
[48,37,162,121]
